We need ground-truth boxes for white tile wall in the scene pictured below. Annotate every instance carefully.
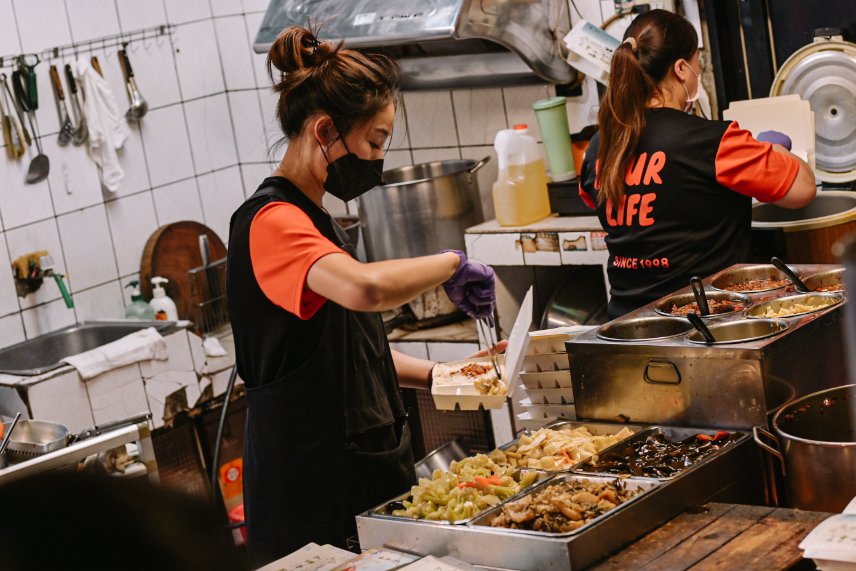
[184,94,239,174]
[66,0,120,43]
[105,192,158,277]
[0,314,25,348]
[0,0,21,55]
[27,371,95,433]
[13,0,71,53]
[164,0,211,25]
[86,363,149,425]
[71,280,125,321]
[173,20,226,100]
[403,91,458,149]
[43,138,103,215]
[0,237,19,317]
[198,166,245,243]
[114,0,167,33]
[141,105,195,187]
[215,15,257,91]
[151,178,204,226]
[0,0,614,347]
[57,205,117,291]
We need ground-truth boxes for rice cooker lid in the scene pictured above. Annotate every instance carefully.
[770,31,856,183]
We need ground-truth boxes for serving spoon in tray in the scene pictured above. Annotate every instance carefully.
[771,256,810,293]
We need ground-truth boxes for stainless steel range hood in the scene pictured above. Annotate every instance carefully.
[253,0,577,90]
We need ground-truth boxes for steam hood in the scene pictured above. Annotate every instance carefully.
[253,0,577,90]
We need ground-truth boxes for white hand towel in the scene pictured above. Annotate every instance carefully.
[63,327,168,380]
[72,58,129,192]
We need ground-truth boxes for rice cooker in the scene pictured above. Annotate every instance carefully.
[770,29,856,183]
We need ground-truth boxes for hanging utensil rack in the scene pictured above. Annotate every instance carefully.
[0,24,176,70]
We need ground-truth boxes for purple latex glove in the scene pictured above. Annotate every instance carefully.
[441,250,496,322]
[757,130,792,151]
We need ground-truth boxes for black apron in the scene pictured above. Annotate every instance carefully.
[227,178,415,567]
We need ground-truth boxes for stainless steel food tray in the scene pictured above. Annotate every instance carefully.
[568,263,847,429]
[571,426,747,480]
[468,473,661,536]
[497,420,650,472]
[357,427,759,570]
[367,469,552,525]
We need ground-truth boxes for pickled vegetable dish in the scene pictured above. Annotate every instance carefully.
[488,425,635,471]
[490,478,641,533]
[389,454,538,522]
[579,430,737,478]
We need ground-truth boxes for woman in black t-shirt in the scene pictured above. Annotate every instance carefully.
[578,10,816,318]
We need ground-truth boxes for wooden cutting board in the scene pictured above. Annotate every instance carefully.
[140,221,227,320]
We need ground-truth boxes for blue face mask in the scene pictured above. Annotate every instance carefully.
[320,138,384,201]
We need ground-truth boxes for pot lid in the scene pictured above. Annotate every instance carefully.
[771,36,856,182]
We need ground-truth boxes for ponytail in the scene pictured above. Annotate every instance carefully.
[595,9,698,205]
[596,41,654,205]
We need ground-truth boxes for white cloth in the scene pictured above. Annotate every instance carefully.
[72,58,128,192]
[63,327,167,380]
[202,336,227,357]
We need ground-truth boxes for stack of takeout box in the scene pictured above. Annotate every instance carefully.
[515,326,594,431]
[430,288,594,430]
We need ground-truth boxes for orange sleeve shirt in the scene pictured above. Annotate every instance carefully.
[249,202,345,320]
[715,121,800,203]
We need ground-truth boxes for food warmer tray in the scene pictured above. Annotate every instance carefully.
[570,425,747,480]
[367,470,552,526]
[357,425,758,570]
[496,419,651,471]
[567,263,847,429]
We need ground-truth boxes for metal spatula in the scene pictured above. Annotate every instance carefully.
[49,65,73,146]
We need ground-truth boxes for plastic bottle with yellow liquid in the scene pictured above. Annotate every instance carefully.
[492,124,552,226]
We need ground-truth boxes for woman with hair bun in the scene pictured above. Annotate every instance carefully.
[226,27,498,565]
[579,10,816,318]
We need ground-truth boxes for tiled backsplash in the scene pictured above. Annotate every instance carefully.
[0,0,625,348]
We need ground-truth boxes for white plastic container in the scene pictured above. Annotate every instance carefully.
[492,124,551,227]
[150,276,178,321]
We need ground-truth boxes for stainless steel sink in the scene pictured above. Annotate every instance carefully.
[0,320,177,376]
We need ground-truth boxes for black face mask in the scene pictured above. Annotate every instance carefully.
[320,139,384,201]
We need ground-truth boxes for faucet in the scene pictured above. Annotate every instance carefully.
[10,251,74,308]
[38,255,74,309]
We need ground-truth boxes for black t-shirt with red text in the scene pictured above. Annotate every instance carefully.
[579,107,799,318]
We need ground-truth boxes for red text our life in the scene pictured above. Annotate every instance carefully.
[595,151,666,227]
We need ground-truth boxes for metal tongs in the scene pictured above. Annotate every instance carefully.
[476,317,502,383]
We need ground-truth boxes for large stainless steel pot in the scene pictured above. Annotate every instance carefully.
[358,158,489,262]
[754,384,856,512]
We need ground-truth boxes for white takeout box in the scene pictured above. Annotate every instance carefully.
[800,514,856,571]
[431,288,534,410]
[723,94,815,169]
[527,326,596,354]
[523,387,574,405]
[517,400,577,418]
[519,369,573,389]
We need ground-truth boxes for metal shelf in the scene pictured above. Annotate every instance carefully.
[0,421,158,486]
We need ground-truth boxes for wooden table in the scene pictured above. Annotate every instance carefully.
[592,503,832,571]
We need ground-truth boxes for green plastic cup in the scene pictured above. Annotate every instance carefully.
[533,97,576,182]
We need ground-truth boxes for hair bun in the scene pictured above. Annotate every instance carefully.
[268,26,336,75]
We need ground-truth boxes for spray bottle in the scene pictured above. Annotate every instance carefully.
[124,280,156,319]
[150,276,178,321]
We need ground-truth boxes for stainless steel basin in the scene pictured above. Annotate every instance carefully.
[596,317,693,342]
[0,320,177,376]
